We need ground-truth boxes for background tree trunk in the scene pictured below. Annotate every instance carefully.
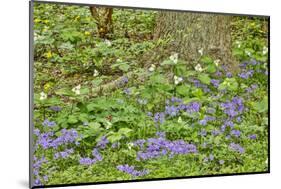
[154,11,238,71]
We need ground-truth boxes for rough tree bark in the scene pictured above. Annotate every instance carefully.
[154,11,238,71]
[89,7,113,38]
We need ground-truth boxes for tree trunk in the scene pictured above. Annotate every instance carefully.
[154,11,238,71]
[89,7,113,38]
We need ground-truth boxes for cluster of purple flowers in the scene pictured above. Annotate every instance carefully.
[230,130,241,137]
[42,119,56,127]
[238,70,254,79]
[123,88,131,95]
[118,76,129,86]
[136,137,197,161]
[54,148,74,159]
[36,128,79,149]
[198,116,215,126]
[79,148,103,166]
[248,134,257,140]
[116,164,149,177]
[153,112,165,126]
[33,156,48,186]
[48,106,62,112]
[165,105,178,117]
[97,136,109,149]
[245,84,258,93]
[210,79,220,88]
[229,142,245,154]
[220,96,244,118]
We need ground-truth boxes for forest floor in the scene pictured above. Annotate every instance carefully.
[32,3,269,186]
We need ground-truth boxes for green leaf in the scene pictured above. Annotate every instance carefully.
[206,64,217,73]
[67,115,78,124]
[253,97,268,113]
[200,56,213,65]
[198,74,211,85]
[176,85,190,97]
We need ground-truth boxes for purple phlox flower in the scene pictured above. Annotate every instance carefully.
[185,102,200,113]
[111,142,119,148]
[170,97,183,104]
[147,112,153,117]
[34,129,40,136]
[42,119,56,127]
[136,138,197,161]
[116,164,149,177]
[229,143,245,154]
[198,116,215,126]
[97,136,109,149]
[165,105,178,117]
[211,129,220,136]
[43,175,48,182]
[34,179,41,186]
[154,112,165,126]
[210,79,220,88]
[236,116,242,122]
[79,157,96,165]
[209,154,214,161]
[199,119,207,126]
[156,131,166,138]
[134,139,146,149]
[92,148,103,161]
[224,120,234,128]
[119,76,128,85]
[248,134,257,140]
[215,71,222,77]
[226,72,232,78]
[231,130,241,137]
[238,70,254,79]
[54,148,74,159]
[123,88,131,95]
[48,106,62,112]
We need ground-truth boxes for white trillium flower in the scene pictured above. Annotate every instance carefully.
[169,53,179,64]
[214,59,220,67]
[93,69,99,77]
[148,64,156,72]
[195,64,203,72]
[174,75,183,85]
[72,84,81,95]
[40,92,47,100]
[262,46,268,55]
[198,48,204,56]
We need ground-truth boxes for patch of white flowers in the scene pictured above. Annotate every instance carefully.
[72,84,81,95]
[169,53,178,64]
[148,64,156,72]
[40,92,47,100]
[93,69,99,77]
[174,75,183,85]
[198,48,204,56]
[195,64,203,72]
